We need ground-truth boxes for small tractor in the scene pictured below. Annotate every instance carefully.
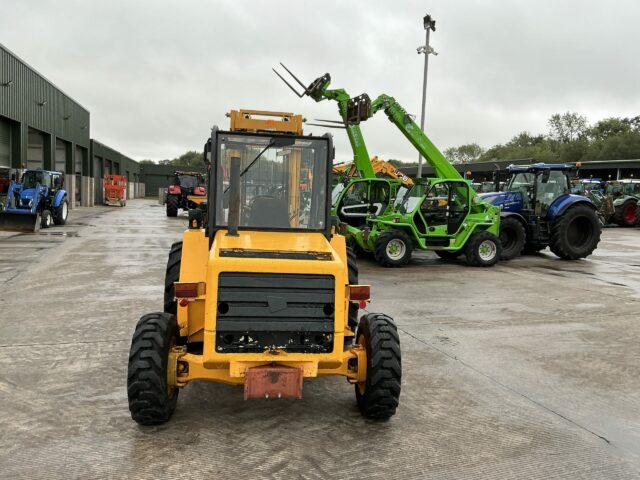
[0,169,68,232]
[127,110,401,425]
[480,164,601,260]
[605,179,640,227]
[274,65,502,267]
[165,171,206,217]
[103,174,127,207]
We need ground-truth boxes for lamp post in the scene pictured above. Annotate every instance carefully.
[416,14,437,178]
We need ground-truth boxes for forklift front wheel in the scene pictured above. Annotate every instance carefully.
[355,313,401,420]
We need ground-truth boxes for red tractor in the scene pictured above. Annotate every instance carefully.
[166,171,206,217]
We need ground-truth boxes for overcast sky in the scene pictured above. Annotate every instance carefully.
[2,0,639,162]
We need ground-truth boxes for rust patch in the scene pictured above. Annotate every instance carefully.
[244,365,303,400]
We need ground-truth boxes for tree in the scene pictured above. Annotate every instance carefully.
[138,159,155,165]
[444,143,484,164]
[158,151,204,167]
[548,112,588,143]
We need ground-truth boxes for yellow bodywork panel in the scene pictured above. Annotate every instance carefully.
[173,228,362,387]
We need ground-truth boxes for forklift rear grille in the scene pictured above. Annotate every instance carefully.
[215,273,335,353]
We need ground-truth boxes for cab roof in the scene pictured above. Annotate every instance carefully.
[507,163,573,173]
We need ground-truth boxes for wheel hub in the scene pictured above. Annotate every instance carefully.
[386,239,406,260]
[478,239,497,261]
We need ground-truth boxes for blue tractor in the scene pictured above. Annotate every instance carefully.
[480,164,601,260]
[0,169,69,232]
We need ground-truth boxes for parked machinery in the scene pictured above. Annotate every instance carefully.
[127,112,401,425]
[0,169,68,232]
[571,178,615,225]
[103,174,127,207]
[481,164,601,260]
[605,179,640,227]
[165,171,207,217]
[274,65,502,267]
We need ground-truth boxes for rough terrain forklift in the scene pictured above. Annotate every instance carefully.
[274,65,502,267]
[127,110,401,425]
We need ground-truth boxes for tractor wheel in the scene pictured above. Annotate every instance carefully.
[355,313,401,420]
[53,198,68,225]
[612,199,638,227]
[164,241,182,315]
[434,250,461,261]
[465,231,502,267]
[166,195,179,217]
[549,204,601,260]
[41,210,53,229]
[498,216,526,260]
[373,229,412,267]
[127,312,179,426]
[346,247,359,347]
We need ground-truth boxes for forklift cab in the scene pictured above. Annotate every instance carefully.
[401,179,471,236]
[333,178,392,227]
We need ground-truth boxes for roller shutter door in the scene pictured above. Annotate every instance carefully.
[0,118,10,167]
[55,139,67,173]
[27,128,44,169]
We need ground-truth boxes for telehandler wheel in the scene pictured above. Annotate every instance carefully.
[53,198,68,225]
[465,231,501,267]
[166,195,179,217]
[127,312,179,426]
[355,313,401,420]
[164,241,183,315]
[374,229,412,267]
[434,250,461,261]
[549,204,601,260]
[41,210,53,229]
[612,199,638,227]
[498,216,526,260]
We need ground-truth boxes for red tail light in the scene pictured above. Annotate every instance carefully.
[174,282,206,298]
[168,185,181,195]
[349,285,370,301]
[194,186,206,195]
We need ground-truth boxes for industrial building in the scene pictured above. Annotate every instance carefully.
[0,43,143,207]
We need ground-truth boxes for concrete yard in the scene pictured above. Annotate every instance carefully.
[0,198,639,479]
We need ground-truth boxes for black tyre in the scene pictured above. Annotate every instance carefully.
[612,199,638,227]
[166,195,179,217]
[355,313,401,420]
[346,247,359,339]
[549,204,601,260]
[127,312,179,426]
[465,230,501,267]
[498,216,526,260]
[53,198,68,225]
[40,209,53,229]
[434,250,461,261]
[373,229,412,267]
[164,242,182,315]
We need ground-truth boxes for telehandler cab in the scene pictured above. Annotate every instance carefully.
[127,112,401,425]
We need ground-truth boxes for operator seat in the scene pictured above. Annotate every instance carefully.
[248,196,290,228]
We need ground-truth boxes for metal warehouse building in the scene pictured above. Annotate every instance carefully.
[0,43,144,207]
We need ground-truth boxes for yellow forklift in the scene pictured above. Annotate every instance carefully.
[127,110,401,425]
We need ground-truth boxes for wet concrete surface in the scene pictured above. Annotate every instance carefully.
[0,199,639,479]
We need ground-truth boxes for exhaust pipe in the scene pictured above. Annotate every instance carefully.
[226,155,241,237]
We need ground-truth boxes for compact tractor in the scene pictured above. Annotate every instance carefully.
[480,164,601,259]
[0,169,69,232]
[274,65,502,267]
[165,171,206,217]
[605,179,640,227]
[127,111,401,425]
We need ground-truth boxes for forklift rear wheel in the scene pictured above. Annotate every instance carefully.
[41,210,53,229]
[53,198,68,225]
[164,241,183,315]
[374,229,412,267]
[355,313,401,420]
[127,312,179,426]
[465,231,501,267]
[166,195,179,217]
[498,216,526,260]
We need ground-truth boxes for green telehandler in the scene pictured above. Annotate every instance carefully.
[274,65,502,267]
